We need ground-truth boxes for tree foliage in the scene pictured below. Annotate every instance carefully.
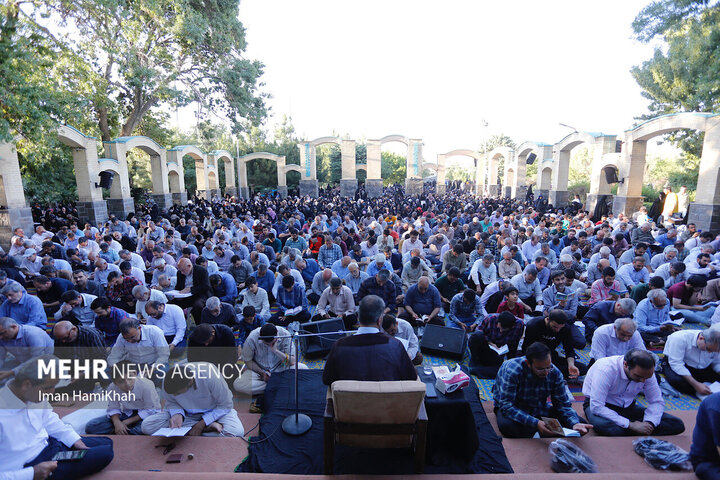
[631,0,720,157]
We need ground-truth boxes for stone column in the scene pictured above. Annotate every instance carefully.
[436,155,447,195]
[237,158,249,199]
[365,140,383,198]
[688,117,720,232]
[102,140,135,218]
[339,139,357,197]
[0,142,34,248]
[276,156,287,198]
[297,142,318,197]
[224,158,237,197]
[405,139,424,196]
[612,136,646,216]
[549,146,571,207]
[73,138,109,225]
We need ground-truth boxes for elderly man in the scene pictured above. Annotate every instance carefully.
[663,327,720,397]
[590,318,645,362]
[173,257,212,322]
[631,223,656,245]
[493,342,593,438]
[366,252,394,278]
[294,257,320,285]
[200,296,237,328]
[358,269,397,314]
[344,262,369,299]
[309,268,336,305]
[651,246,679,270]
[150,258,177,286]
[399,276,443,331]
[0,356,115,480]
[0,282,46,329]
[470,253,498,291]
[635,288,680,346]
[498,249,522,280]
[52,320,106,393]
[401,255,435,290]
[106,318,169,387]
[510,266,543,312]
[589,246,618,269]
[653,261,688,288]
[141,362,244,437]
[583,349,685,436]
[313,277,357,330]
[234,323,306,396]
[381,315,422,365]
[132,285,167,323]
[54,289,97,327]
[93,258,121,286]
[582,298,637,344]
[0,317,54,384]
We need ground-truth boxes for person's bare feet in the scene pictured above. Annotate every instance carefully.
[204,422,223,434]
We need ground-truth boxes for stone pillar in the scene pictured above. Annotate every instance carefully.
[102,140,137,217]
[515,186,528,200]
[365,179,383,198]
[106,197,135,219]
[298,142,318,185]
[340,178,358,197]
[614,135,647,217]
[277,186,288,198]
[72,138,109,224]
[688,117,720,232]
[550,190,569,207]
[405,177,424,196]
[536,189,549,199]
[406,139,423,179]
[77,201,108,225]
[172,192,188,205]
[237,158,248,199]
[0,143,34,247]
[299,179,318,197]
[435,155,447,195]
[151,193,173,210]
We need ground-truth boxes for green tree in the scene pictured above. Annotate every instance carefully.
[381,152,407,185]
[26,0,267,141]
[479,134,516,184]
[631,0,720,157]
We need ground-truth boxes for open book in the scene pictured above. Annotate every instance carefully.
[396,336,410,351]
[164,290,192,299]
[697,382,720,401]
[489,344,509,356]
[663,311,685,326]
[536,417,580,437]
[152,426,192,437]
[555,291,575,301]
[284,306,302,316]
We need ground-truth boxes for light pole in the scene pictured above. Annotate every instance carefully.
[558,122,578,134]
[482,119,489,196]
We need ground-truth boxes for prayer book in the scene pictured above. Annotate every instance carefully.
[284,306,302,316]
[540,417,580,437]
[165,290,192,299]
[609,288,628,296]
[663,312,685,326]
[555,291,575,301]
[489,344,509,355]
[152,426,192,437]
[697,382,720,401]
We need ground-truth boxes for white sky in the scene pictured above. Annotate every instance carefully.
[174,0,671,165]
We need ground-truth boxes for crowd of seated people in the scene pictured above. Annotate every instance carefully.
[3,183,720,478]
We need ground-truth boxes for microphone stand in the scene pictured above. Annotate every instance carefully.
[279,328,350,436]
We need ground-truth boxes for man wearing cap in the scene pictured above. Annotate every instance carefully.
[366,253,394,278]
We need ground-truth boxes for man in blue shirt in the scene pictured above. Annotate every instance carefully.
[448,289,482,331]
[0,283,47,330]
[634,289,680,346]
[691,392,720,479]
[582,298,637,344]
[209,272,238,304]
[493,341,592,438]
[251,264,275,301]
[398,276,443,329]
[0,317,54,384]
[295,257,320,285]
[318,236,343,269]
[270,275,310,326]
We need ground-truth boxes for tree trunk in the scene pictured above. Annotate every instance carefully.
[97,106,111,142]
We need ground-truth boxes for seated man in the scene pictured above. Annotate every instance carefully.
[85,361,161,435]
[510,266,543,312]
[132,285,168,324]
[209,272,238,304]
[381,314,422,365]
[434,266,465,311]
[398,276,444,331]
[144,300,187,357]
[142,362,245,437]
[312,277,357,330]
[270,275,311,326]
[541,270,578,319]
[0,317,53,385]
[52,320,107,393]
[344,262,369,300]
[589,318,645,363]
[690,392,720,479]
[240,276,271,322]
[32,274,73,316]
[200,296,238,328]
[357,269,397,315]
[90,297,129,346]
[106,318,169,385]
[589,267,624,305]
[0,282,46,330]
[524,310,588,379]
[653,261,688,289]
[54,289,97,327]
[662,327,720,397]
[236,306,263,351]
[323,295,417,384]
[448,288,482,331]
[583,349,685,436]
[582,298,637,344]
[234,323,306,395]
[468,311,524,379]
[105,271,140,313]
[669,274,715,326]
[309,268,336,305]
[479,278,510,316]
[187,323,239,388]
[496,285,530,320]
[616,256,650,294]
[635,288,680,346]
[0,355,114,480]
[492,342,592,438]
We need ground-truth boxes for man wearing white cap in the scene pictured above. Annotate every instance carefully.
[366,253,393,277]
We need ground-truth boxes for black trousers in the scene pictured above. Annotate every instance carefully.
[552,352,588,379]
[495,407,586,438]
[662,358,720,396]
[468,331,504,379]
[582,398,685,436]
[639,329,672,345]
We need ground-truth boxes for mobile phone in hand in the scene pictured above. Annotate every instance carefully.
[51,450,87,462]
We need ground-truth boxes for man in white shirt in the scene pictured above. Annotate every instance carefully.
[589,318,645,362]
[662,327,720,396]
[312,277,357,330]
[144,301,186,357]
[583,349,685,436]
[85,361,161,435]
[107,319,170,383]
[0,355,114,480]
[382,315,422,365]
[141,362,244,437]
[132,285,168,323]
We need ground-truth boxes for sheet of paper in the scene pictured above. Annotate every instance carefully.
[152,426,191,437]
[562,428,581,437]
[708,381,720,393]
[489,344,509,355]
[165,290,191,299]
[396,336,409,350]
[284,306,302,316]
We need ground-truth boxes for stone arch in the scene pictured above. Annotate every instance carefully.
[208,150,235,197]
[207,170,218,190]
[487,146,514,197]
[514,141,552,199]
[55,125,110,223]
[168,169,181,195]
[613,112,720,231]
[167,145,200,203]
[104,135,170,213]
[237,152,289,198]
[540,165,553,191]
[551,131,617,207]
[440,149,482,195]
